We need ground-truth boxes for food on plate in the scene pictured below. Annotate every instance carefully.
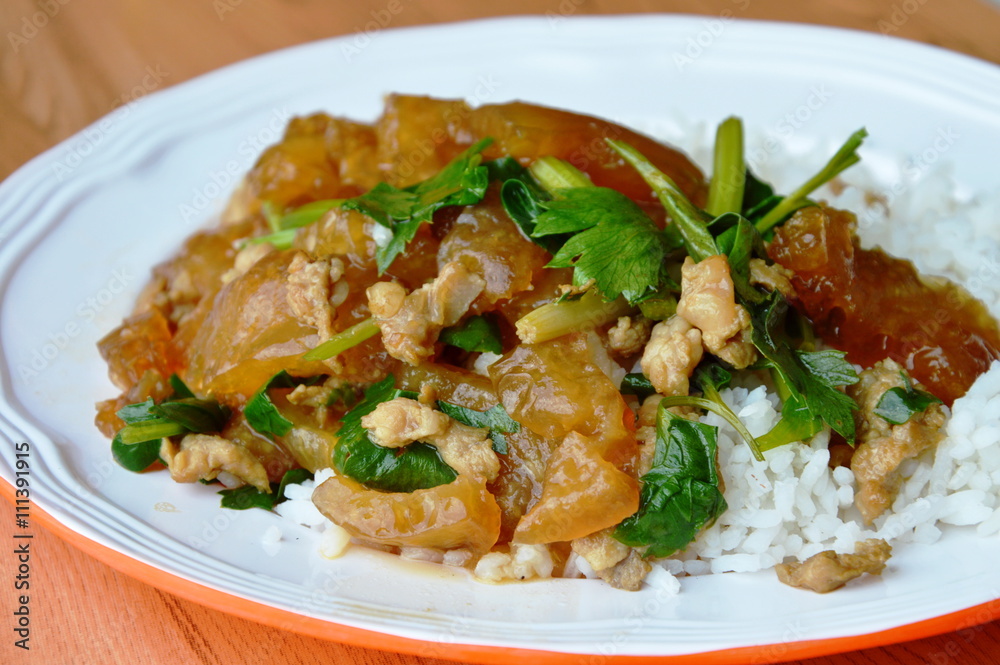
[95,95,1000,593]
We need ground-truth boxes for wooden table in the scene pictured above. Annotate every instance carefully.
[2,1,1000,664]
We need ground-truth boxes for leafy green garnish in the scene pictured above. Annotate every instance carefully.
[436,402,518,455]
[620,373,656,400]
[303,317,381,362]
[532,187,672,304]
[168,373,196,399]
[706,116,746,217]
[112,389,230,472]
[245,371,324,439]
[715,214,767,305]
[333,376,457,492]
[755,128,868,232]
[246,140,492,264]
[439,314,503,354]
[218,468,314,510]
[749,292,859,442]
[111,431,162,473]
[614,404,727,558]
[607,139,718,263]
[344,138,492,273]
[874,372,942,425]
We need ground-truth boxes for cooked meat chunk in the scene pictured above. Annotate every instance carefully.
[676,255,757,369]
[776,538,892,593]
[641,315,703,396]
[607,315,653,357]
[367,261,485,365]
[572,528,631,571]
[361,397,499,482]
[285,252,346,340]
[598,550,652,592]
[849,359,947,523]
[286,376,353,409]
[161,433,270,492]
[749,258,797,300]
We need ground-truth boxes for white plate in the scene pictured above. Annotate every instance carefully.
[2,15,1000,662]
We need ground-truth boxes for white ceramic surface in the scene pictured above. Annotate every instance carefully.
[2,15,999,659]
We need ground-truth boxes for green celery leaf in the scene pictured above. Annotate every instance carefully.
[218,468,314,511]
[168,374,196,399]
[874,374,942,425]
[715,214,767,305]
[218,485,276,511]
[499,179,565,253]
[748,292,859,442]
[620,373,656,400]
[276,468,314,501]
[111,431,162,472]
[112,388,228,471]
[245,371,324,439]
[690,363,733,394]
[439,314,503,354]
[341,182,419,227]
[741,170,776,217]
[117,398,157,424]
[613,405,727,558]
[436,402,519,455]
[339,138,493,274]
[535,187,670,304]
[151,398,230,434]
[333,376,457,492]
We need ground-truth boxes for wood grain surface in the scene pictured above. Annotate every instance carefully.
[2,1,1000,664]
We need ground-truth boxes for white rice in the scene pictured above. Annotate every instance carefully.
[275,128,1000,586]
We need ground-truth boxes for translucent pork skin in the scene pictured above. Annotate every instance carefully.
[97,96,707,552]
[769,205,1000,405]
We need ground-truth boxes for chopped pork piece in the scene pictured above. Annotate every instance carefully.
[641,315,704,396]
[361,397,499,482]
[599,550,652,592]
[367,261,485,365]
[776,538,891,593]
[285,252,345,340]
[749,258,797,300]
[607,315,654,356]
[849,359,947,523]
[676,255,757,369]
[572,529,650,591]
[572,528,631,571]
[161,433,270,492]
